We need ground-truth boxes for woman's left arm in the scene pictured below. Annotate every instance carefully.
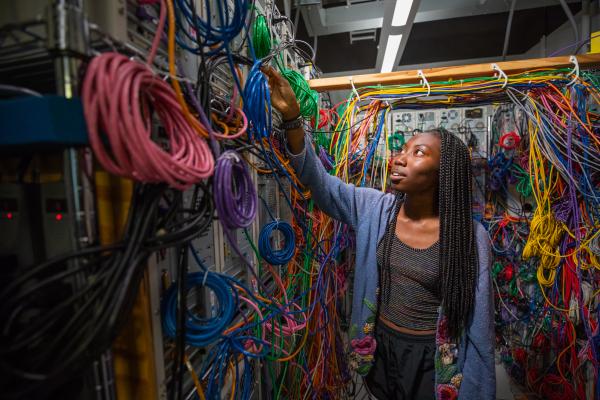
[459,222,496,399]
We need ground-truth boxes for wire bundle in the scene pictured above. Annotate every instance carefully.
[75,2,600,399]
[82,53,214,190]
[280,68,319,119]
[213,150,257,230]
[243,61,272,140]
[258,220,296,265]
[252,14,272,59]
[0,183,213,398]
[162,271,237,347]
[173,0,249,55]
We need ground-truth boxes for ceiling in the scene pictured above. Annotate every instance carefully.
[279,0,584,74]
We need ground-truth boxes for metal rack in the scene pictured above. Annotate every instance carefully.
[1,0,300,398]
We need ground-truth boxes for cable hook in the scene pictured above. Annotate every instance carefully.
[417,70,431,96]
[491,63,508,89]
[349,76,361,101]
[568,55,580,86]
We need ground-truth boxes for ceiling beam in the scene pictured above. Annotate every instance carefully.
[375,0,421,72]
[299,1,384,37]
[413,0,578,23]
[298,0,580,37]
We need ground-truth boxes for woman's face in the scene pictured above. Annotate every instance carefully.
[389,133,441,194]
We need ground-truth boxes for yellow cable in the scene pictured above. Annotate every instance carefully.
[165,0,208,138]
[184,355,206,400]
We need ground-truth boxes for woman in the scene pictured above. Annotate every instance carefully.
[264,67,495,400]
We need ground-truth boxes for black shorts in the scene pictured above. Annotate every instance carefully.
[365,322,436,400]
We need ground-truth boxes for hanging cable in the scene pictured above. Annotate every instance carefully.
[213,150,257,230]
[280,68,319,119]
[82,54,214,190]
[83,0,214,189]
[258,220,296,265]
[162,271,237,347]
[243,61,272,140]
[252,14,272,59]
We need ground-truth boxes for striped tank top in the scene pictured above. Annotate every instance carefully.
[376,230,441,331]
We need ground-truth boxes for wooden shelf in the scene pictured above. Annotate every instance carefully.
[308,54,600,92]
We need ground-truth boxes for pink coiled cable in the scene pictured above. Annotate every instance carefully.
[82,0,214,189]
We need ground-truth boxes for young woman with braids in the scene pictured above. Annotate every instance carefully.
[264,67,495,400]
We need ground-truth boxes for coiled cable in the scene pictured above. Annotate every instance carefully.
[252,14,272,59]
[162,271,237,347]
[258,220,295,265]
[82,53,214,190]
[280,68,319,119]
[243,61,272,140]
[213,150,257,230]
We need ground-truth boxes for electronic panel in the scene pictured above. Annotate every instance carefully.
[416,110,437,132]
[438,108,463,134]
[389,110,416,134]
[0,184,36,270]
[39,182,74,258]
[463,105,492,156]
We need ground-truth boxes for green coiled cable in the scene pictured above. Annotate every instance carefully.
[252,14,272,59]
[280,68,319,119]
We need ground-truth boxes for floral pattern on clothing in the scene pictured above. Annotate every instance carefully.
[436,384,459,400]
[435,316,462,397]
[348,298,378,376]
[351,335,376,355]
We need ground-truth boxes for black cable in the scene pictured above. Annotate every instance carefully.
[0,182,215,399]
[170,242,188,400]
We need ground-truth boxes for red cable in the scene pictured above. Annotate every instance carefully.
[498,131,521,150]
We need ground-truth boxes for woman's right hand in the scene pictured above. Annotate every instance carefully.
[263,66,300,121]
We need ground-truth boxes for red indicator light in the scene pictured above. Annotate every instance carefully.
[55,213,63,221]
[6,212,13,220]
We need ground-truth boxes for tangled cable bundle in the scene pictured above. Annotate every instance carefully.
[0,184,169,397]
[43,0,600,396]
[173,0,249,55]
[213,150,257,230]
[82,53,214,190]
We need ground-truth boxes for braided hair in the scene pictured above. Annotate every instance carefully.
[380,128,477,339]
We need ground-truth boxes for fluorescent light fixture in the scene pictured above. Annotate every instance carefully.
[391,0,414,27]
[381,34,402,73]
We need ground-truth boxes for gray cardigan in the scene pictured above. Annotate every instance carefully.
[288,138,496,399]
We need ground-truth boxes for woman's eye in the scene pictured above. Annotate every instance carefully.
[415,149,425,156]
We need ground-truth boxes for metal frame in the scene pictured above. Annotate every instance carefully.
[308,53,600,91]
[297,0,581,37]
[374,0,422,72]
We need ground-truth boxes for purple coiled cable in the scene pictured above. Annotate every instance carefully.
[214,150,257,230]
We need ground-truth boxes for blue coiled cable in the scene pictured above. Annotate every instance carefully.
[258,220,296,265]
[243,61,272,140]
[162,270,237,347]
